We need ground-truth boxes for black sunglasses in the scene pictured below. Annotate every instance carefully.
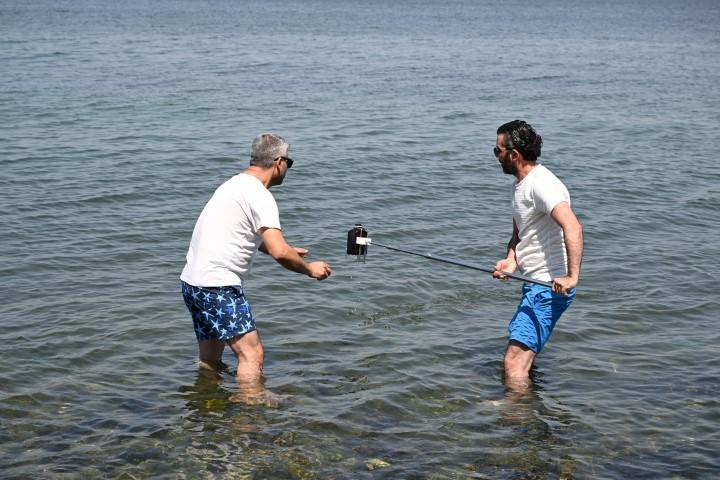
[493,146,513,157]
[276,156,294,169]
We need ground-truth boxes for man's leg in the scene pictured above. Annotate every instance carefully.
[197,339,226,372]
[504,340,535,385]
[226,330,265,391]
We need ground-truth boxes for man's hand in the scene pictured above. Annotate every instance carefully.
[307,261,332,280]
[552,276,577,297]
[550,202,583,296]
[260,228,332,279]
[493,258,517,280]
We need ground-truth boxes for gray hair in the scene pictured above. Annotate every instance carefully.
[250,133,289,168]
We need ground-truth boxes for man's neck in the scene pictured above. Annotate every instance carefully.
[244,166,274,188]
[515,162,538,182]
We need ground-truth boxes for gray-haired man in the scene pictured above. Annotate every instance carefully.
[181,133,332,401]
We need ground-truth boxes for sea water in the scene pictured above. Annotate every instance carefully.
[1,0,719,477]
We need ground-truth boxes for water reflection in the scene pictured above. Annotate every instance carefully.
[174,372,281,477]
[177,371,232,416]
[485,374,580,479]
[178,369,285,418]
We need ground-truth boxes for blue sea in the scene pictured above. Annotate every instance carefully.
[2,0,719,478]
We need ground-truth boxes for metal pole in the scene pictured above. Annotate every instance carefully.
[371,241,552,288]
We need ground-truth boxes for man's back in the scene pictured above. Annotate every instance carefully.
[512,164,571,282]
[181,173,280,287]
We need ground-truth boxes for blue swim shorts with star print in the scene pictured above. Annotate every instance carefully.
[508,283,575,353]
[181,281,256,341]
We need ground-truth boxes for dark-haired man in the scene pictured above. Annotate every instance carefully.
[180,133,332,402]
[491,120,583,389]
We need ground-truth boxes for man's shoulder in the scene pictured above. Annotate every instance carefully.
[530,164,571,208]
[225,172,256,186]
[221,174,272,195]
[208,175,273,214]
[534,163,553,176]
[533,164,566,185]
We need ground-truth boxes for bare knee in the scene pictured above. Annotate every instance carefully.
[241,340,264,366]
[237,332,263,359]
[504,341,535,379]
[227,331,265,375]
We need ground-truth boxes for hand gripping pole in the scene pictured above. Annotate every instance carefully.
[346,224,552,288]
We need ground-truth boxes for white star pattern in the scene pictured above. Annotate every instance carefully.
[183,282,255,341]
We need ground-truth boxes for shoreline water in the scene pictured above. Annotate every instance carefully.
[2,0,719,477]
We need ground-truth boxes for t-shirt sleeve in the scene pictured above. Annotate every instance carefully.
[532,171,570,215]
[249,189,282,233]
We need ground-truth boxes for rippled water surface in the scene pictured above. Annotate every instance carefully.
[2,0,720,478]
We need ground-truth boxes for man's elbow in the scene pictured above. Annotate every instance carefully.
[560,216,582,242]
[571,221,584,246]
[267,244,294,261]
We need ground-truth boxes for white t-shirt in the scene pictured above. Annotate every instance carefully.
[180,173,281,287]
[512,164,570,282]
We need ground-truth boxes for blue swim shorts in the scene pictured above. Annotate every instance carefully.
[508,283,575,353]
[181,281,256,341]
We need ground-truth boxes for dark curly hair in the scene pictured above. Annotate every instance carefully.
[497,120,542,162]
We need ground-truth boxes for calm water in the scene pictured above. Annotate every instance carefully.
[2,0,720,478]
